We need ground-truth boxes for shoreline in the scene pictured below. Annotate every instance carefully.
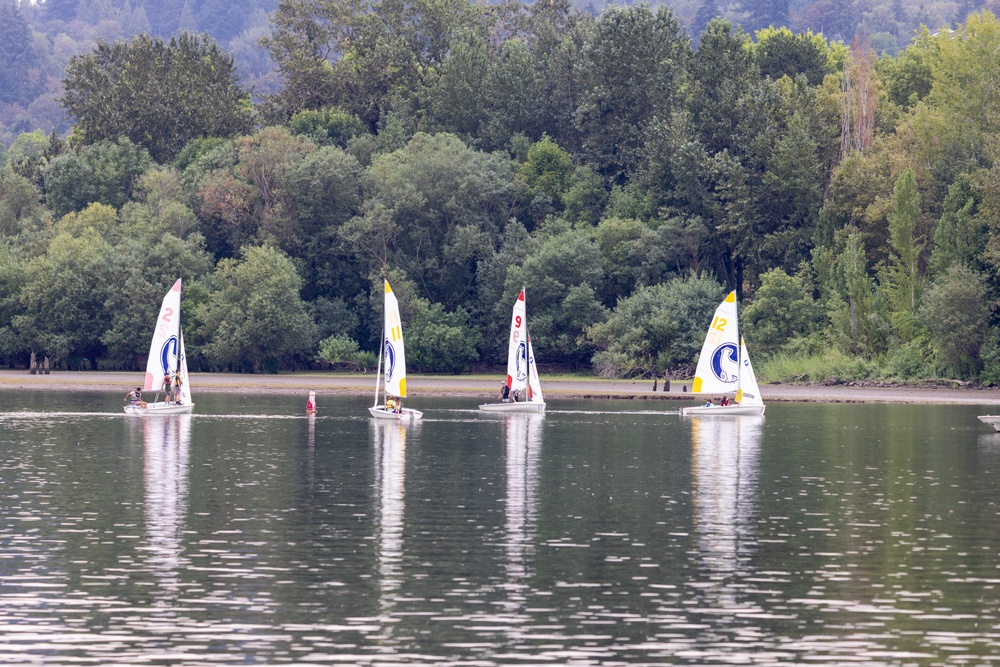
[2,369,1000,405]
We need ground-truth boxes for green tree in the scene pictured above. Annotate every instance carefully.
[575,4,690,181]
[742,268,822,352]
[919,264,991,377]
[883,167,925,323]
[14,230,116,368]
[503,229,606,366]
[289,107,369,148]
[198,245,318,372]
[753,27,831,86]
[587,274,725,377]
[357,132,514,306]
[407,301,479,373]
[61,33,253,163]
[0,3,42,106]
[43,139,154,217]
[877,27,938,111]
[930,179,984,276]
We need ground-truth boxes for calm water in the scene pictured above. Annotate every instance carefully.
[2,391,1000,665]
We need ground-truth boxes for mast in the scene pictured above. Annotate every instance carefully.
[374,323,384,408]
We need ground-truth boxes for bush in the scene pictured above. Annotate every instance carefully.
[316,334,377,371]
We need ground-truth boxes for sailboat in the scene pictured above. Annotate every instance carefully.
[479,289,545,413]
[369,280,423,421]
[124,279,195,415]
[681,291,765,416]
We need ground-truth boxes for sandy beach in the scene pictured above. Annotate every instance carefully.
[1,369,999,405]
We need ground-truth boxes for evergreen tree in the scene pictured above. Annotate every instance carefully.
[746,0,789,31]
[0,3,41,106]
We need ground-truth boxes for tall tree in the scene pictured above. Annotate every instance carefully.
[198,244,318,373]
[884,167,925,320]
[575,4,690,182]
[0,3,41,106]
[61,33,254,163]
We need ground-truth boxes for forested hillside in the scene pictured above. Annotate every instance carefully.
[3,0,1000,383]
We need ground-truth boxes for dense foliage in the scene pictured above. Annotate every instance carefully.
[5,3,1000,384]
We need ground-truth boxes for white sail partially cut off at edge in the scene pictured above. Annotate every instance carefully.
[737,337,763,406]
[382,280,407,399]
[527,338,543,403]
[144,278,182,393]
[177,330,192,404]
[691,291,740,396]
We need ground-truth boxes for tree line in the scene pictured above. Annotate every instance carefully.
[2,3,1000,383]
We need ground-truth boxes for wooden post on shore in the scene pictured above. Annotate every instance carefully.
[29,351,37,375]
[43,356,50,374]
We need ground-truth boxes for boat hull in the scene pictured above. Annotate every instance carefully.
[978,415,1000,431]
[479,401,546,413]
[124,402,194,415]
[369,406,423,421]
[681,404,765,417]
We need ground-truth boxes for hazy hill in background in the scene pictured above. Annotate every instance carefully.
[0,0,993,145]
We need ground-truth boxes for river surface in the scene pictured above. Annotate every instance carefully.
[2,391,1000,665]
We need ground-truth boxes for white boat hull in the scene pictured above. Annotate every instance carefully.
[124,402,195,415]
[479,401,546,413]
[370,406,423,421]
[978,415,1000,431]
[681,404,765,417]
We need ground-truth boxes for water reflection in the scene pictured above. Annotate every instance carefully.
[140,415,191,603]
[504,414,542,584]
[690,415,762,602]
[372,419,409,617]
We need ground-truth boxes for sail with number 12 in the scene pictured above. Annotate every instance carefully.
[681,291,765,417]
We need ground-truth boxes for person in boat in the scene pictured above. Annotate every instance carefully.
[720,396,730,406]
[704,398,714,407]
[500,383,510,403]
[163,372,174,403]
[396,399,403,414]
[386,397,395,413]
[512,389,519,402]
[125,387,142,406]
[173,373,184,404]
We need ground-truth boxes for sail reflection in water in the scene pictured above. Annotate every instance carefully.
[690,415,762,607]
[140,415,192,601]
[373,419,410,617]
[504,414,542,585]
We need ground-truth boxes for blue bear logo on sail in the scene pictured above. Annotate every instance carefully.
[514,341,528,382]
[159,335,178,377]
[711,342,739,385]
[384,338,396,382]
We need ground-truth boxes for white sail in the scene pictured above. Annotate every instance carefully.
[177,330,192,405]
[736,336,763,406]
[691,291,741,396]
[506,290,529,394]
[143,279,183,393]
[382,280,407,399]
[527,337,543,403]
[480,290,545,412]
[126,279,194,415]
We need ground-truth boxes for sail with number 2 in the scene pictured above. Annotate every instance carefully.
[124,279,194,415]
